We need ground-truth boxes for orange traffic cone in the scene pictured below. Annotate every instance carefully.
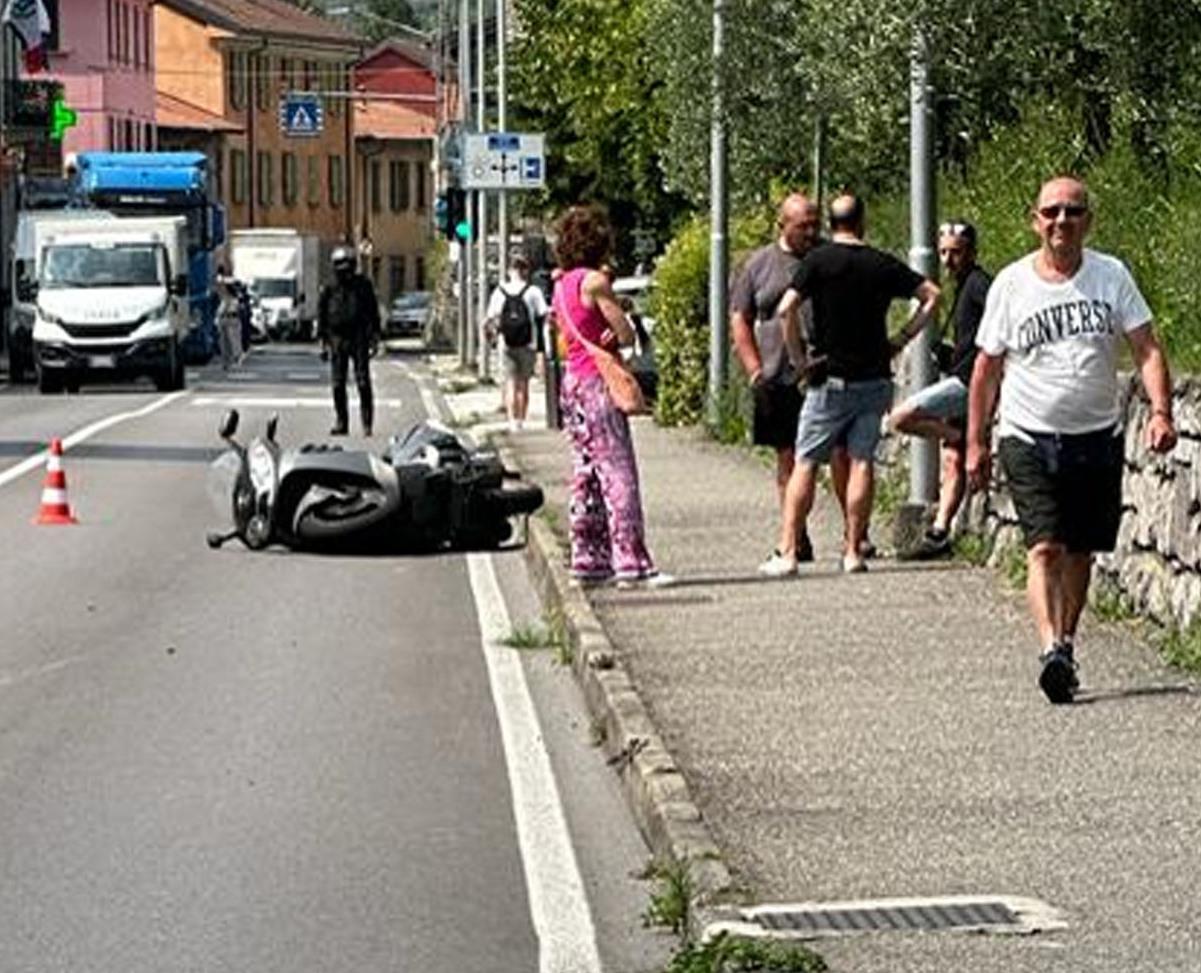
[33,439,78,525]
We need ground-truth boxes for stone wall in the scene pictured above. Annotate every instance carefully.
[964,375,1201,629]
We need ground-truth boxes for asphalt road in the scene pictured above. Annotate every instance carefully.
[0,347,668,973]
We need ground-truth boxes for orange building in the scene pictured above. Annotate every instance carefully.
[154,0,363,253]
[353,41,437,303]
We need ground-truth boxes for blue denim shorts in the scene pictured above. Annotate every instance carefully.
[795,377,893,462]
[899,375,968,422]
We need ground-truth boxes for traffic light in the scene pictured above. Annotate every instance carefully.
[49,95,77,141]
[446,187,473,242]
[434,192,450,237]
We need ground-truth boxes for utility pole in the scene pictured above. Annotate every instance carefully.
[458,0,474,369]
[706,0,728,429]
[903,28,939,530]
[495,0,508,282]
[811,115,826,210]
[475,0,489,380]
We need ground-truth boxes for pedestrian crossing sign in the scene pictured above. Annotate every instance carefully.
[280,94,324,138]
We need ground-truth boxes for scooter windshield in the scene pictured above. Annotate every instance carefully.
[207,450,242,529]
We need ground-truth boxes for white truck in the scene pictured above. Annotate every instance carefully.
[31,215,191,393]
[229,229,320,341]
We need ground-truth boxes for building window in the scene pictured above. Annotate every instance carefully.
[415,255,426,290]
[282,152,299,207]
[370,160,382,213]
[280,57,294,91]
[107,1,115,61]
[389,256,405,296]
[143,9,151,68]
[230,149,248,204]
[144,122,153,151]
[328,155,344,208]
[229,52,247,110]
[257,151,274,208]
[303,60,315,90]
[415,163,427,211]
[389,160,410,213]
[307,156,320,207]
[255,55,271,111]
[328,65,343,117]
[108,117,117,149]
[122,3,130,63]
[133,9,140,67]
[124,118,134,150]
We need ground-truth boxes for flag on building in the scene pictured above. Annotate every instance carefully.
[2,0,52,74]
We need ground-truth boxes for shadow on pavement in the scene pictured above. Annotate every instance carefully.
[1074,683,1197,705]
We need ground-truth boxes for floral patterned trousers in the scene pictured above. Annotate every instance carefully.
[561,371,655,580]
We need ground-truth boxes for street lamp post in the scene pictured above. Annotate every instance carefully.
[707,0,729,429]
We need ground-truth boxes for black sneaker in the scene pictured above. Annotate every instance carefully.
[914,528,952,560]
[330,425,348,436]
[796,529,815,564]
[1038,643,1078,704]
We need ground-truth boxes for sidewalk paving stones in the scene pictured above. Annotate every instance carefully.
[437,360,1201,973]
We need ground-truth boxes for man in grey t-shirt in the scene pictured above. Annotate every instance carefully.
[731,193,824,561]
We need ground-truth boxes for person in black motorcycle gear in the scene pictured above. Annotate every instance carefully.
[318,245,382,436]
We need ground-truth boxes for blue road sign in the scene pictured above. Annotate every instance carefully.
[521,156,543,183]
[487,134,521,152]
[280,94,324,138]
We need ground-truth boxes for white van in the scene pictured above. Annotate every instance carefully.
[32,216,190,393]
[230,229,320,341]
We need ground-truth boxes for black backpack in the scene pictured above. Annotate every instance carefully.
[499,285,533,347]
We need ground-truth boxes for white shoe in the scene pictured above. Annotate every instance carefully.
[614,571,675,591]
[758,550,798,577]
[842,554,868,574]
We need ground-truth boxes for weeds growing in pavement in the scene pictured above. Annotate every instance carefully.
[663,933,827,973]
[1157,620,1201,674]
[642,858,695,938]
[500,624,556,650]
[952,530,993,567]
[999,539,1028,590]
[871,461,910,526]
[545,606,573,667]
[1090,582,1139,624]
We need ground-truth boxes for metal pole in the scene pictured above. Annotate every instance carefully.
[706,0,729,428]
[496,0,508,285]
[475,0,490,381]
[907,28,938,504]
[458,0,474,369]
[811,114,826,210]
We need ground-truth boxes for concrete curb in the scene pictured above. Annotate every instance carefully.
[507,457,734,907]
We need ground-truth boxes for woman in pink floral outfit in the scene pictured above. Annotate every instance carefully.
[551,206,665,586]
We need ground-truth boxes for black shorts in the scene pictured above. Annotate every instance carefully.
[998,427,1124,553]
[752,381,803,449]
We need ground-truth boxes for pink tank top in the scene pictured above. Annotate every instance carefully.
[553,267,607,380]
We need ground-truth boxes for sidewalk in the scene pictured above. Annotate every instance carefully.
[438,362,1201,973]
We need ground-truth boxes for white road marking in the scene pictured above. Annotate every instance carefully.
[467,553,602,973]
[191,396,402,408]
[391,362,441,419]
[285,371,323,381]
[0,391,188,490]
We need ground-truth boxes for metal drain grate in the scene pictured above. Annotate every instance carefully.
[754,899,1017,934]
[708,895,1067,941]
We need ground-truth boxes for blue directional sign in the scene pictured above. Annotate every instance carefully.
[521,156,543,183]
[280,94,324,138]
[463,133,546,190]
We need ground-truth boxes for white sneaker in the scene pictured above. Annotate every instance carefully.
[758,550,798,577]
[614,571,676,591]
[842,554,868,574]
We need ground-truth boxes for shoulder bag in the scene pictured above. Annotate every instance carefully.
[553,280,647,415]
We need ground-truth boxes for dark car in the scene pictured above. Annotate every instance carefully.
[386,291,432,337]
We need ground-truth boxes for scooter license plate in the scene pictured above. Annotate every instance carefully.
[89,355,116,369]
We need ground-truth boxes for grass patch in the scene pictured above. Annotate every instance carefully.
[1090,583,1138,624]
[1157,620,1201,675]
[664,933,827,973]
[544,606,574,667]
[952,530,993,567]
[500,623,557,650]
[642,858,694,938]
[871,461,909,525]
[998,539,1029,590]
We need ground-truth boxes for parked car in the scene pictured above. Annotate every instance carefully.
[386,291,432,337]
[612,275,657,400]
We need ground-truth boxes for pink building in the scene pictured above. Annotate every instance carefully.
[43,0,157,159]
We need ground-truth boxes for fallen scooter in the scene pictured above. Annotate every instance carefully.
[206,410,544,553]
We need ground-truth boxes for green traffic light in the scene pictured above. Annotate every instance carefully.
[50,96,77,141]
[454,221,471,242]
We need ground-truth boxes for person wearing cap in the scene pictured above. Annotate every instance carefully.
[318,246,381,436]
[766,193,941,575]
[887,220,992,558]
[967,175,1176,704]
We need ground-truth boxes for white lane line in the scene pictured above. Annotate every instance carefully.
[191,396,402,408]
[391,361,441,419]
[0,391,188,490]
[467,553,602,973]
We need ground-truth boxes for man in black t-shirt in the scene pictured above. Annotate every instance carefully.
[761,194,941,575]
[887,220,991,557]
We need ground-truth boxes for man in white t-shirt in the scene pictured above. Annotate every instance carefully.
[967,176,1176,704]
[485,254,548,431]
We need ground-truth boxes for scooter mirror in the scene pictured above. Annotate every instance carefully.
[219,409,240,440]
[266,413,279,443]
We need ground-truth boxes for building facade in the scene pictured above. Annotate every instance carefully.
[155,0,363,252]
[40,0,158,160]
[354,42,436,303]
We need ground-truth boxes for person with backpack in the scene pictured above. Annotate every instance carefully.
[486,254,548,431]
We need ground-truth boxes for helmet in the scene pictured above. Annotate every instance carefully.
[331,245,356,270]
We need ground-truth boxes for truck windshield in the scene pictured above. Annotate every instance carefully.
[41,243,167,289]
[253,278,296,299]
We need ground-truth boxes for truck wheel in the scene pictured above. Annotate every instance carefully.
[37,367,62,395]
[8,346,27,383]
[64,376,81,394]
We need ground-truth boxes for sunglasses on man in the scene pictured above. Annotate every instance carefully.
[1037,204,1088,219]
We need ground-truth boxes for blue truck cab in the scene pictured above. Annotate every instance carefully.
[72,152,226,362]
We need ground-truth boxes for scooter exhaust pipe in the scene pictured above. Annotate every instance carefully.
[206,529,238,549]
